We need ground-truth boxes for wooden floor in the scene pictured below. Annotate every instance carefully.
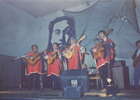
[0,88,140,100]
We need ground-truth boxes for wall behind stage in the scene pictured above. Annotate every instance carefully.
[0,1,65,88]
[0,1,98,69]
[0,1,65,57]
[0,0,140,86]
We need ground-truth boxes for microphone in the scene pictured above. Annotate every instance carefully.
[85,52,90,55]
[94,38,99,41]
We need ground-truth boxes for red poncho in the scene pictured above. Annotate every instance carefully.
[67,45,84,70]
[26,51,42,75]
[46,51,62,77]
[92,39,115,70]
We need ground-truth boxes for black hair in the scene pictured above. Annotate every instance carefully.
[70,37,76,41]
[31,44,38,49]
[98,30,106,35]
[53,42,59,47]
[135,40,140,46]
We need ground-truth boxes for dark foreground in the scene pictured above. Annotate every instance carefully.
[0,88,140,100]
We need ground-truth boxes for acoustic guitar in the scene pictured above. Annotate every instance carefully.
[92,28,113,59]
[26,49,49,66]
[63,35,86,59]
[47,51,58,64]
[92,42,104,59]
[133,56,140,68]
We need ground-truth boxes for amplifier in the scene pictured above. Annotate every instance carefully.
[106,85,120,96]
[60,69,89,93]
[113,60,126,67]
[63,86,81,99]
[112,66,130,89]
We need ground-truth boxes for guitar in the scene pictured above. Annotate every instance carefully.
[26,49,49,66]
[63,35,86,59]
[92,28,113,59]
[47,51,58,64]
[92,42,104,59]
[133,56,140,68]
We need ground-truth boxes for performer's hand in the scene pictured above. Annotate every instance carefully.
[30,57,33,60]
[80,46,85,53]
[92,48,97,53]
[44,55,48,59]
[77,43,80,47]
[44,50,47,54]
[67,49,71,53]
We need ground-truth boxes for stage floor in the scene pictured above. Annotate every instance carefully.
[0,88,140,100]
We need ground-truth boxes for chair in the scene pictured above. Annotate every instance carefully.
[89,73,103,89]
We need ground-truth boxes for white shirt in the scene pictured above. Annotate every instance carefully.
[136,48,140,57]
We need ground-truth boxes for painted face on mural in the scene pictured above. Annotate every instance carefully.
[51,20,69,45]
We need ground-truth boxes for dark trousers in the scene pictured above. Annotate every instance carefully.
[134,63,140,88]
[99,63,109,89]
[46,74,61,90]
[28,73,40,90]
[109,59,115,85]
[51,74,61,90]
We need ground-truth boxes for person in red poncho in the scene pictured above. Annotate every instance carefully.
[92,30,115,92]
[44,43,62,90]
[64,37,85,70]
[25,44,42,90]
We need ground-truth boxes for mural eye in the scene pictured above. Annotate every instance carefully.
[63,27,70,34]
[54,29,60,36]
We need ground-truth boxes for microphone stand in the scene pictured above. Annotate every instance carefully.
[13,57,26,89]
[12,54,30,89]
[12,52,34,61]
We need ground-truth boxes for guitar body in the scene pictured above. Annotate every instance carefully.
[93,43,104,59]
[133,60,137,68]
[47,52,57,64]
[92,28,113,60]
[133,58,140,68]
[26,53,41,66]
[64,35,86,59]
[64,48,75,59]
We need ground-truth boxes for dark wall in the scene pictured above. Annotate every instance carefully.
[0,55,21,88]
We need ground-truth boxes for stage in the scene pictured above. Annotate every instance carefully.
[0,88,140,100]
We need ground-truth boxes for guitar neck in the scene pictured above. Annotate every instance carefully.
[51,51,57,56]
[32,52,44,60]
[77,35,86,44]
[34,48,49,59]
[105,28,113,36]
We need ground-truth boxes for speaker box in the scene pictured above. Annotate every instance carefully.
[63,86,81,99]
[112,66,130,89]
[113,60,126,67]
[106,85,120,96]
[60,69,89,93]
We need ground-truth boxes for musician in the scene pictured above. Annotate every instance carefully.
[92,30,115,92]
[132,40,140,89]
[26,44,42,90]
[44,43,62,90]
[64,37,84,70]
